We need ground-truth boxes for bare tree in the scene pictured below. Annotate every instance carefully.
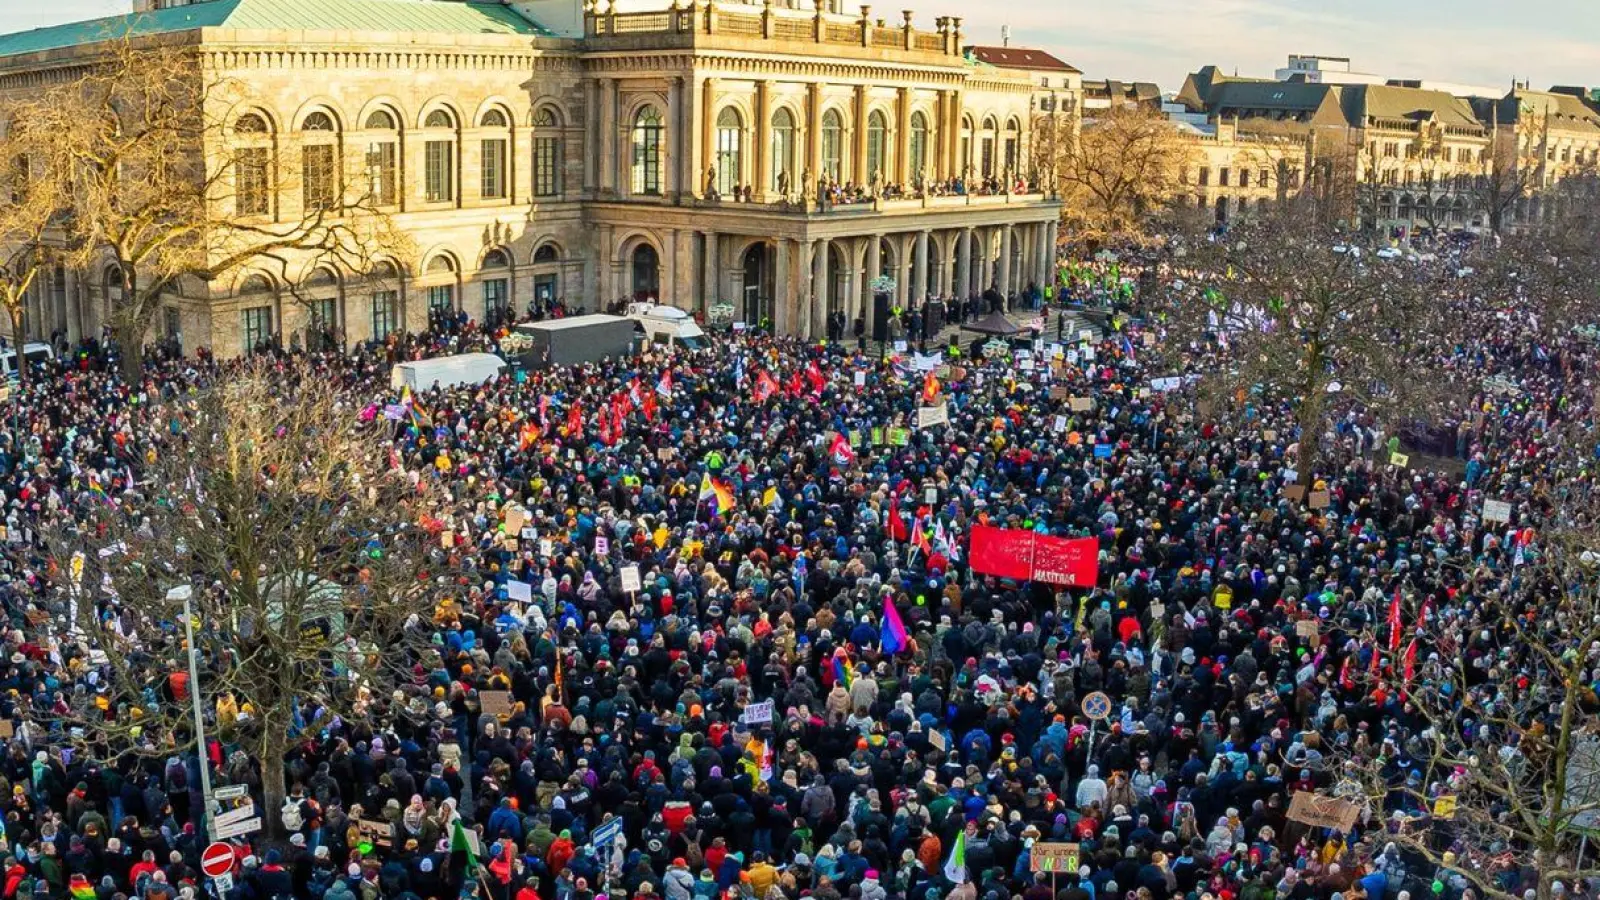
[1162,194,1464,483]
[14,37,407,375]
[48,359,448,838]
[1056,106,1194,237]
[1466,128,1543,235]
[0,125,62,385]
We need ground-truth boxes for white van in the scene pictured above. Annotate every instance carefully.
[390,352,507,392]
[0,342,55,380]
[626,301,707,350]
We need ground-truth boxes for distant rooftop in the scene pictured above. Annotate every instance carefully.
[965,45,1080,74]
[0,0,553,60]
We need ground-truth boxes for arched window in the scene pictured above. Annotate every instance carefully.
[300,111,339,212]
[866,110,888,184]
[1003,117,1021,175]
[233,114,273,216]
[820,109,843,182]
[960,115,974,177]
[301,268,341,350]
[480,249,510,321]
[631,244,660,300]
[770,108,795,194]
[533,108,562,198]
[238,276,275,353]
[534,244,560,264]
[479,108,510,200]
[364,108,399,206]
[425,255,458,317]
[369,261,402,341]
[980,116,997,178]
[909,111,929,181]
[424,109,457,202]
[632,106,664,196]
[714,107,742,197]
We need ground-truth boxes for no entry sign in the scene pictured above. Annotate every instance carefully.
[201,842,234,878]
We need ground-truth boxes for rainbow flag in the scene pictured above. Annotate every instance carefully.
[881,597,907,654]
[699,473,735,515]
[832,651,853,690]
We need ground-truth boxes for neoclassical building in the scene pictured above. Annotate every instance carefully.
[0,0,1062,356]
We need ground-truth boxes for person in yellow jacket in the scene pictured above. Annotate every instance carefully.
[745,853,779,898]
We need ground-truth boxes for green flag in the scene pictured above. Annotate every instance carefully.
[451,817,479,869]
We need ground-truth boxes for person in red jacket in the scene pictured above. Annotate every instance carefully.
[546,830,576,876]
[128,850,160,886]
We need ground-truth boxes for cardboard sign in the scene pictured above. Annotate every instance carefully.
[357,819,393,848]
[1308,490,1331,509]
[505,507,526,534]
[1285,791,1362,833]
[1295,619,1320,641]
[657,447,675,461]
[0,720,12,740]
[927,729,946,751]
[1482,499,1513,523]
[480,690,515,717]
[1030,842,1081,874]
[1050,386,1070,401]
[1070,397,1094,412]
[917,405,949,429]
[1284,485,1307,502]
[620,565,642,594]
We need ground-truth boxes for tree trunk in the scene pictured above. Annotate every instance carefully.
[9,307,25,390]
[116,320,144,381]
[260,732,288,843]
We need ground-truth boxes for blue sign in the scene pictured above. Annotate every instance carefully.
[1093,443,1114,459]
[591,817,623,849]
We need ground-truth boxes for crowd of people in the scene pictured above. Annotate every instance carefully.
[0,236,1594,900]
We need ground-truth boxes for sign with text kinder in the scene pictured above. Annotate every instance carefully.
[968,524,1099,587]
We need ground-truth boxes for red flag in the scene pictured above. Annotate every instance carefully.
[1339,656,1354,691]
[754,370,779,403]
[1402,639,1418,684]
[641,390,657,422]
[1387,589,1403,652]
[888,491,908,542]
[630,378,644,409]
[923,371,941,404]
[566,402,582,436]
[806,360,826,395]
[786,370,805,398]
[830,433,855,467]
[518,422,539,452]
[911,516,933,557]
[538,395,550,429]
[656,370,673,397]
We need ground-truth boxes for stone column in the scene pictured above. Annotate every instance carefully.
[955,228,971,299]
[702,231,719,312]
[1018,223,1033,293]
[866,235,882,336]
[600,77,618,194]
[999,225,1013,298]
[896,86,912,186]
[584,78,598,193]
[797,239,816,338]
[811,238,830,339]
[844,239,861,323]
[699,77,717,198]
[893,235,910,311]
[773,239,793,333]
[946,89,962,178]
[673,229,695,308]
[667,76,684,199]
[807,82,823,194]
[756,80,773,199]
[937,232,952,297]
[595,224,614,307]
[1038,220,1054,287]
[853,84,868,184]
[913,230,929,304]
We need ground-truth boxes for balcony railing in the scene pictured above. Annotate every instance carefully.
[584,0,964,58]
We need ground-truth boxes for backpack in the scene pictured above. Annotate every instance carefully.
[281,796,304,831]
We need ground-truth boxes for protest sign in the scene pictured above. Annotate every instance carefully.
[916,405,949,428]
[970,525,1099,588]
[1482,499,1513,523]
[357,819,393,848]
[480,690,515,717]
[1286,791,1362,832]
[1069,397,1094,412]
[1030,843,1081,874]
[742,700,774,725]
[620,565,642,594]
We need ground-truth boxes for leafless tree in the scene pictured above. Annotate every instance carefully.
[12,37,408,376]
[0,123,63,385]
[47,359,449,838]
[1162,193,1464,483]
[1056,106,1194,238]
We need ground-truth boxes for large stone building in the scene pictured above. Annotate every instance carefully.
[0,0,1061,356]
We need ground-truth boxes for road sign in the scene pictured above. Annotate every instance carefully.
[214,804,256,828]
[202,843,235,878]
[591,817,623,849]
[213,816,262,841]
[1081,691,1112,721]
[213,784,248,801]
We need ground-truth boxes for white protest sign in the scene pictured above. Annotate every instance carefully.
[742,700,774,725]
[1482,499,1513,524]
[917,405,949,429]
[507,581,532,603]
[620,565,642,594]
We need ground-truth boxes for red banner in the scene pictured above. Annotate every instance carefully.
[969,525,1099,587]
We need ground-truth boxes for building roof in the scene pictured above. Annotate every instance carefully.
[0,0,552,59]
[1474,88,1600,133]
[1175,65,1273,112]
[1341,84,1484,131]
[964,45,1080,74]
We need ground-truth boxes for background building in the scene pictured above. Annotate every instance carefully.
[0,0,1061,356]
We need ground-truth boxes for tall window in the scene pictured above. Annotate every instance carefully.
[632,106,664,196]
[1003,118,1020,175]
[866,111,888,183]
[481,249,510,320]
[301,111,338,212]
[980,116,997,178]
[771,108,795,193]
[242,305,273,352]
[480,109,508,200]
[428,285,455,315]
[364,110,399,207]
[909,111,929,181]
[533,108,562,197]
[371,290,399,340]
[820,110,843,182]
[424,109,457,203]
[714,107,742,196]
[960,116,974,176]
[234,114,271,216]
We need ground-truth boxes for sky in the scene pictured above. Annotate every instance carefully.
[2,0,1597,97]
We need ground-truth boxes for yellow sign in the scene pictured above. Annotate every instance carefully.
[1390,452,1410,468]
[1432,795,1457,819]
